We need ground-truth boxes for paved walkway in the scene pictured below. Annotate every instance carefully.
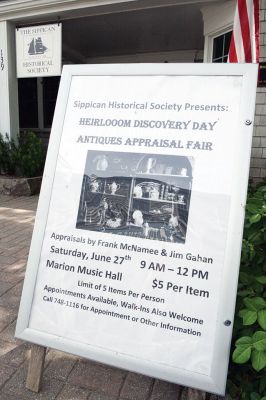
[0,195,226,400]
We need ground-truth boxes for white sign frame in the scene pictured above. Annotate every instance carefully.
[16,63,258,395]
[16,23,62,78]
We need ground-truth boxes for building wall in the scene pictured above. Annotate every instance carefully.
[252,0,266,182]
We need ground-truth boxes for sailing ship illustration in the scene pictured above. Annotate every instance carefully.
[28,37,48,55]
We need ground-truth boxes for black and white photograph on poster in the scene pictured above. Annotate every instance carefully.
[76,150,193,243]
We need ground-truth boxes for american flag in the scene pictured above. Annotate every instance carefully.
[228,0,260,63]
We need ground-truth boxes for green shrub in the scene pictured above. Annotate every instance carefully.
[16,131,45,177]
[0,133,17,175]
[0,131,45,177]
[227,180,266,400]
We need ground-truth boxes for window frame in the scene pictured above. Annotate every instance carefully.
[204,26,233,63]
[18,76,60,132]
[212,29,232,63]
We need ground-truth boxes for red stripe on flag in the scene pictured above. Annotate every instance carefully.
[228,33,238,63]
[238,0,252,61]
[228,0,259,63]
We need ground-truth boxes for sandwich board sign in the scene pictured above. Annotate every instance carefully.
[16,64,258,395]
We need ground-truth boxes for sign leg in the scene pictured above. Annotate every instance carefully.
[187,388,206,399]
[26,345,46,392]
[182,388,206,399]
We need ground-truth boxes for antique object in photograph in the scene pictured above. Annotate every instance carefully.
[76,151,193,244]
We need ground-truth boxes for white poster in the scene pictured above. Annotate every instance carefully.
[16,64,258,395]
[16,23,62,78]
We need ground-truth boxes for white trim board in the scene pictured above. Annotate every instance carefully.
[0,0,223,22]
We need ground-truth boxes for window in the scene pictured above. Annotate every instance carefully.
[18,79,38,128]
[18,76,60,130]
[212,31,232,63]
[43,77,60,128]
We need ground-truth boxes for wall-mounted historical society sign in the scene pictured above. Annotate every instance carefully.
[16,64,258,395]
[16,23,62,77]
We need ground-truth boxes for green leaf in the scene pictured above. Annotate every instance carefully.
[235,336,253,346]
[256,276,266,284]
[239,309,258,325]
[259,375,266,393]
[253,331,266,351]
[252,282,264,294]
[258,309,266,330]
[250,393,261,400]
[232,345,252,364]
[246,204,261,213]
[249,214,262,224]
[240,272,254,284]
[251,349,266,371]
[243,298,258,311]
[248,231,264,244]
[253,331,266,340]
[244,297,266,311]
[238,289,255,297]
[252,282,265,296]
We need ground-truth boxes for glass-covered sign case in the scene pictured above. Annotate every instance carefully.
[16,64,258,395]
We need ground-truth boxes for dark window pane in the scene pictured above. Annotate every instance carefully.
[212,31,232,63]
[224,31,232,55]
[43,77,60,128]
[18,78,38,128]
[213,35,224,60]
